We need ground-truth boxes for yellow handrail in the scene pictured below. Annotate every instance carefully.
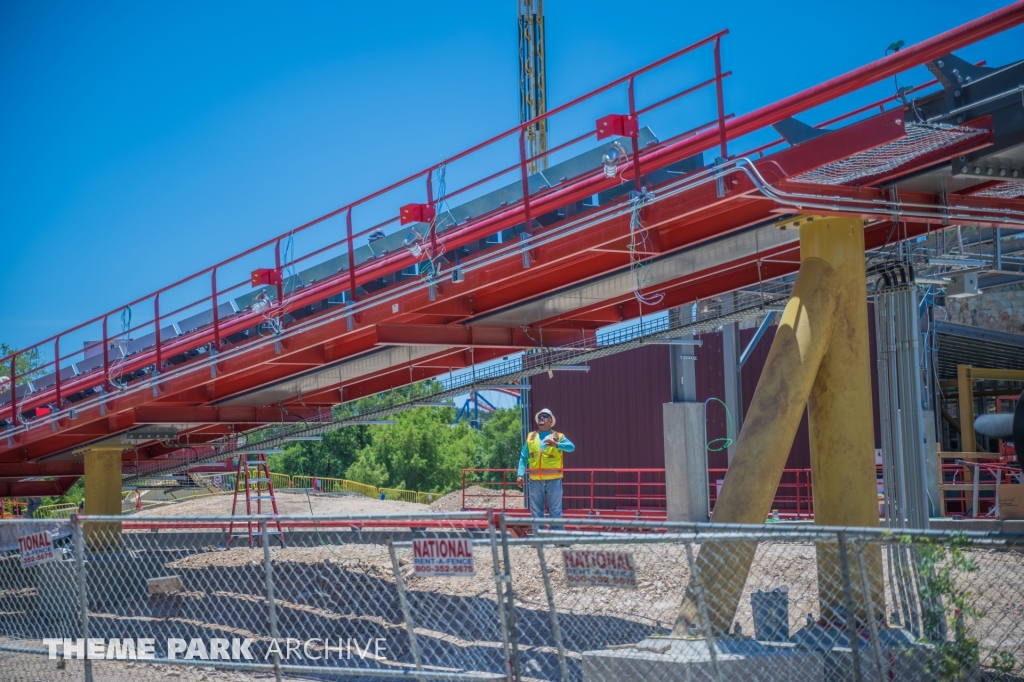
[291,474,379,499]
[31,470,440,518]
[379,487,420,503]
[32,503,78,519]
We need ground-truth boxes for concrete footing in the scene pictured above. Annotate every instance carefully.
[790,625,937,681]
[582,636,823,681]
[33,550,167,618]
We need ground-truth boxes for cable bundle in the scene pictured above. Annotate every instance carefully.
[106,305,132,390]
[627,190,664,306]
[424,164,450,280]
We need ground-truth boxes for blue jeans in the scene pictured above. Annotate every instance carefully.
[527,477,563,532]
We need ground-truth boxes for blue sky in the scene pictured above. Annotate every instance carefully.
[2,1,1021,359]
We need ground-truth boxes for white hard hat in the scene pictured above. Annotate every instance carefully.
[534,408,555,427]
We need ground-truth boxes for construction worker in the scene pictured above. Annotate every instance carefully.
[516,408,575,530]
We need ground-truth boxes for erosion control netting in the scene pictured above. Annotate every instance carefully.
[788,122,988,186]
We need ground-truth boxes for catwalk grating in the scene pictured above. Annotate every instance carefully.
[788,122,988,186]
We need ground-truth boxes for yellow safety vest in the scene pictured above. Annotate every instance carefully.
[526,431,564,480]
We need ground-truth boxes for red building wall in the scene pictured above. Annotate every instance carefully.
[527,344,671,470]
[528,317,881,475]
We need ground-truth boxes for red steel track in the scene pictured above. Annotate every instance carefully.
[3,2,1024,495]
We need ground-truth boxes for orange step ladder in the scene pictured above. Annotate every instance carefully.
[225,453,285,547]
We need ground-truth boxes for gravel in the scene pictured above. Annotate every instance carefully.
[429,485,526,512]
[131,489,427,517]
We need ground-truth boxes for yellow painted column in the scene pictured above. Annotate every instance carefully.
[957,364,976,453]
[802,217,884,623]
[83,448,123,546]
[674,256,840,635]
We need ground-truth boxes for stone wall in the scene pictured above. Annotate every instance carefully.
[946,281,1024,335]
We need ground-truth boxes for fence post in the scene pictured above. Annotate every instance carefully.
[153,294,163,395]
[627,77,644,194]
[273,239,285,307]
[518,129,533,238]
[683,542,723,682]
[102,316,111,396]
[854,540,887,682]
[536,545,569,680]
[713,36,728,159]
[9,352,16,427]
[54,337,62,410]
[211,269,221,355]
[345,208,357,303]
[261,519,284,682]
[426,168,437,257]
[388,540,426,682]
[498,513,523,682]
[837,531,865,682]
[486,509,515,682]
[72,514,94,682]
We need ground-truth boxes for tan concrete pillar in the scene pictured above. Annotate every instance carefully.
[803,217,884,622]
[674,256,839,634]
[674,216,884,635]
[83,448,123,546]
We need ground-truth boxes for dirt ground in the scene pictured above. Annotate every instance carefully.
[133,485,518,516]
[131,489,428,517]
[8,490,1024,678]
[0,649,284,682]
[428,485,525,512]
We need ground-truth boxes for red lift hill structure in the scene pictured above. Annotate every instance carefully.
[3,5,1024,531]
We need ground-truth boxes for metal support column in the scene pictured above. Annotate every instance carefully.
[721,319,743,463]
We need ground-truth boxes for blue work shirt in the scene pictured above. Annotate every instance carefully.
[517,430,576,477]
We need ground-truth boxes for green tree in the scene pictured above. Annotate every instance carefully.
[910,532,1017,680]
[1,343,44,386]
[474,407,523,482]
[346,407,479,493]
[267,426,371,479]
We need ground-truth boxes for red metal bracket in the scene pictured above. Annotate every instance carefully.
[250,268,281,287]
[596,114,639,140]
[400,203,437,225]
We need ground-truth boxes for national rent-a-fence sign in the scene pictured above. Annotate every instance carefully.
[17,531,56,568]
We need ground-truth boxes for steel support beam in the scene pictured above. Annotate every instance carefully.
[373,324,593,348]
[0,462,84,479]
[132,406,320,424]
[0,477,78,498]
[721,317,743,462]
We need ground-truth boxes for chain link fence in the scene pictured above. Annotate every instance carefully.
[1,513,1021,681]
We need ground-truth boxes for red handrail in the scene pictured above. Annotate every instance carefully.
[7,3,1024,429]
[4,32,735,422]
[0,29,730,365]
